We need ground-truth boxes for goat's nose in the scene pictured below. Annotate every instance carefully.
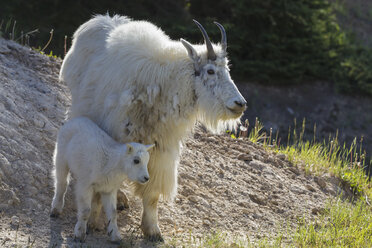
[234,100,246,108]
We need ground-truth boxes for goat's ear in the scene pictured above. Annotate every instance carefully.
[181,38,200,64]
[145,144,155,151]
[126,144,134,154]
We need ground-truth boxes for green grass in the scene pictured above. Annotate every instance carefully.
[160,231,284,248]
[236,118,372,247]
[241,118,371,200]
[293,199,372,247]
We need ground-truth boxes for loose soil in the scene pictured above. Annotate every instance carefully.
[0,39,351,247]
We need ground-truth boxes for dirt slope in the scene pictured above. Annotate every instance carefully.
[0,39,346,247]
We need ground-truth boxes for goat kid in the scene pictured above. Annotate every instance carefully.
[51,117,154,242]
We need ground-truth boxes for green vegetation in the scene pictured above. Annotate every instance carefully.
[293,199,372,247]
[271,119,370,200]
[1,0,372,95]
[238,118,372,247]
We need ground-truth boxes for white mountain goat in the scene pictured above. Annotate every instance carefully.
[50,117,154,242]
[59,14,247,241]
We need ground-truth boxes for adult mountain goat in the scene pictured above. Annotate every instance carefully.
[60,14,247,241]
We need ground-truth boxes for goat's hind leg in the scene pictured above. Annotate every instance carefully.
[51,155,69,218]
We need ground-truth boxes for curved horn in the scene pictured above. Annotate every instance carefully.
[193,19,217,61]
[214,21,227,53]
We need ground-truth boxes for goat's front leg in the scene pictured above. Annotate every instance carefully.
[74,185,93,242]
[141,194,163,242]
[101,190,122,243]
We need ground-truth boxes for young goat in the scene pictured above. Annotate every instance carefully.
[50,117,154,242]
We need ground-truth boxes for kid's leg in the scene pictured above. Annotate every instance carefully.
[74,185,93,242]
[102,190,122,243]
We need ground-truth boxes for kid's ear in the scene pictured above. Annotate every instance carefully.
[145,144,155,151]
[127,144,134,154]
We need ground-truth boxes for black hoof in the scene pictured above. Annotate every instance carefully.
[74,236,86,243]
[146,234,164,242]
[110,240,122,245]
[50,212,59,218]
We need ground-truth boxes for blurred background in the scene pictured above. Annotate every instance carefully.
[1,0,371,174]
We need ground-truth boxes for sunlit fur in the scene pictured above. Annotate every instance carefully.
[59,14,246,238]
[51,117,152,242]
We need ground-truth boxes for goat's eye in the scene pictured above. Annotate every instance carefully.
[134,159,140,164]
[207,69,215,75]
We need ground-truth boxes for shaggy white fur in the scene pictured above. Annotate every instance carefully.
[50,117,153,242]
[59,14,246,240]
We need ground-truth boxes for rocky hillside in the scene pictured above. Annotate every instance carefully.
[0,38,348,247]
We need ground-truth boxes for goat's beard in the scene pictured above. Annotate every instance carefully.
[196,99,241,134]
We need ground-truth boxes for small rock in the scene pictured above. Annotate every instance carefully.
[25,198,39,209]
[188,195,200,204]
[0,203,9,211]
[11,216,19,226]
[306,184,316,192]
[311,207,325,215]
[202,137,216,143]
[203,219,211,226]
[327,187,339,196]
[241,208,251,215]
[161,217,174,225]
[273,159,284,168]
[25,217,33,226]
[314,177,327,189]
[290,186,305,194]
[1,189,20,206]
[12,196,20,205]
[33,118,45,128]
[249,194,266,206]
[270,200,279,206]
[277,153,286,161]
[237,153,253,161]
[28,186,38,196]
[237,201,249,208]
[253,154,263,161]
[249,160,265,171]
[287,166,300,175]
[275,208,285,214]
